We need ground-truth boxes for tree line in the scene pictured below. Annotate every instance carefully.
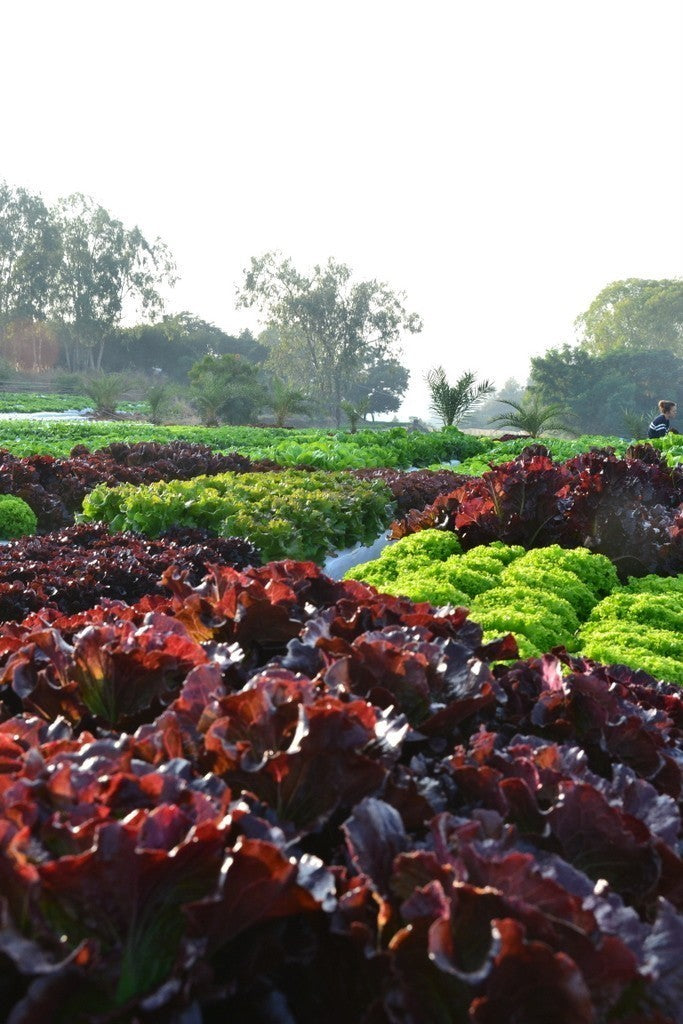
[0,182,420,426]
[450,279,683,438]
[526,279,683,437]
[2,179,682,433]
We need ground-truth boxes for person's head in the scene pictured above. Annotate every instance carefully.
[658,400,677,418]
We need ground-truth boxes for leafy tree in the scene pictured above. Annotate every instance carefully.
[529,344,683,436]
[188,353,266,426]
[53,194,176,372]
[108,315,267,380]
[489,394,573,436]
[0,182,62,370]
[347,356,410,419]
[576,279,683,355]
[268,378,311,428]
[425,366,495,428]
[237,253,421,425]
[0,181,61,324]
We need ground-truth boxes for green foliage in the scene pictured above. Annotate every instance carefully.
[189,353,266,426]
[454,435,630,475]
[53,193,176,373]
[500,562,599,621]
[237,253,421,425]
[83,373,129,417]
[346,357,410,418]
[53,371,85,393]
[488,394,574,437]
[0,420,487,464]
[384,529,463,561]
[80,470,395,564]
[474,606,574,654]
[529,344,683,437]
[464,377,527,430]
[0,391,88,413]
[145,381,177,425]
[108,316,268,381]
[578,576,683,683]
[576,278,683,356]
[472,585,581,634]
[346,539,618,661]
[269,378,311,428]
[425,366,495,428]
[0,181,61,325]
[346,536,518,602]
[350,529,463,589]
[385,572,470,606]
[340,398,369,433]
[0,494,37,538]
[440,558,499,597]
[515,546,619,599]
[621,408,648,439]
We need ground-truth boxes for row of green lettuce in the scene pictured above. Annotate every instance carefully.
[0,419,634,467]
[345,530,683,684]
[81,470,396,563]
[0,393,144,414]
[0,422,481,465]
[78,458,683,684]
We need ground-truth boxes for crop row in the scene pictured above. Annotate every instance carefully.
[394,443,683,578]
[448,432,629,474]
[0,558,681,1021]
[81,469,396,562]
[0,522,261,619]
[0,440,279,530]
[0,421,487,464]
[348,530,683,683]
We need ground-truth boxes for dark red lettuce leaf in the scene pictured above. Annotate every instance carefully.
[390,445,683,579]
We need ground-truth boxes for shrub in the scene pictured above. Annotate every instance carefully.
[0,495,37,538]
[84,373,130,417]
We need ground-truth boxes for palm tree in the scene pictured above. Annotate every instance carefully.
[340,397,370,433]
[489,394,574,437]
[425,366,495,428]
[145,382,176,425]
[621,408,647,439]
[191,377,226,427]
[83,373,129,418]
[269,379,311,428]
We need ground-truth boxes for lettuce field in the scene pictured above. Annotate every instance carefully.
[0,424,681,1023]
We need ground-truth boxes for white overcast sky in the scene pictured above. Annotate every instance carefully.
[2,0,682,416]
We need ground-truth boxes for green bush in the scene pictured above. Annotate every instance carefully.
[0,495,37,538]
[84,374,130,417]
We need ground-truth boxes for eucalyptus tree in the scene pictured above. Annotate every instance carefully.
[0,181,61,324]
[237,253,421,425]
[53,194,176,372]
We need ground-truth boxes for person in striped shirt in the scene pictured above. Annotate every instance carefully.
[648,399,679,438]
